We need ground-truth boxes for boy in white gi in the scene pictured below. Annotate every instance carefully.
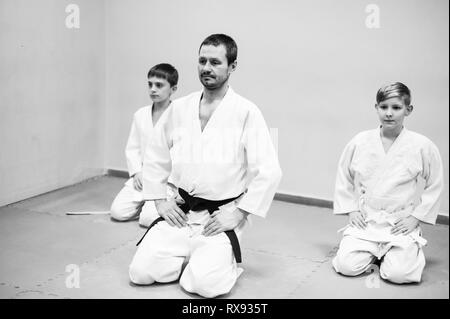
[110,63,178,227]
[129,34,282,298]
[332,82,444,283]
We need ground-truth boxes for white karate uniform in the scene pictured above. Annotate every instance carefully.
[110,105,173,227]
[332,127,444,283]
[129,87,282,298]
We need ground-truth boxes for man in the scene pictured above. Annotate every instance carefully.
[129,34,282,298]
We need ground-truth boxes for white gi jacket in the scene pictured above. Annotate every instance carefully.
[334,127,444,247]
[124,105,171,192]
[142,87,282,218]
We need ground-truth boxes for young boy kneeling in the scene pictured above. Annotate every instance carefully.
[332,82,444,284]
[110,63,178,227]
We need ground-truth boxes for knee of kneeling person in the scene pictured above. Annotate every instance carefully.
[128,263,156,285]
[380,264,419,284]
[110,204,129,221]
[181,273,228,298]
[138,216,154,228]
[333,254,368,277]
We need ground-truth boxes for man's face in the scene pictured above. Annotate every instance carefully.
[375,96,412,129]
[148,76,175,103]
[198,44,235,90]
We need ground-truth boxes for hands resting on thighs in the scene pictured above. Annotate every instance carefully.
[154,199,248,236]
[391,216,420,235]
[348,211,420,235]
[154,198,188,228]
[202,208,249,237]
[348,211,367,229]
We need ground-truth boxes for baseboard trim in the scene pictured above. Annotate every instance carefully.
[436,214,449,226]
[106,168,449,225]
[274,192,333,209]
[107,169,129,179]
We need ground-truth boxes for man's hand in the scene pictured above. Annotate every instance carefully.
[154,199,188,228]
[133,172,143,191]
[202,208,248,237]
[391,215,420,235]
[349,211,367,230]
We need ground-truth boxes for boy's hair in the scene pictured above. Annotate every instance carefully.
[147,63,178,87]
[376,82,411,106]
[199,34,238,65]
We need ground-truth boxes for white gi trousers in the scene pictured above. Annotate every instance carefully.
[110,180,160,227]
[129,209,247,298]
[332,202,427,284]
[332,235,425,284]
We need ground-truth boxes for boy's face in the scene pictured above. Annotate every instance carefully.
[148,76,176,103]
[198,44,236,90]
[375,96,413,129]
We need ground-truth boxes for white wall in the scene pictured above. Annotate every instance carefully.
[0,0,106,206]
[104,0,449,214]
[2,0,447,215]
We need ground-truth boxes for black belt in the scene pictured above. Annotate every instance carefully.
[136,188,243,263]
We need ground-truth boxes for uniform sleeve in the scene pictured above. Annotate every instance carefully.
[411,142,444,224]
[236,108,282,218]
[125,114,142,177]
[142,108,173,200]
[333,139,359,215]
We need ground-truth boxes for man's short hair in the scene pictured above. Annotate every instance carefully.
[147,63,179,87]
[199,34,238,65]
[376,82,411,106]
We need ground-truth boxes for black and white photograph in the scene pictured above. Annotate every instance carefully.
[0,0,448,306]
